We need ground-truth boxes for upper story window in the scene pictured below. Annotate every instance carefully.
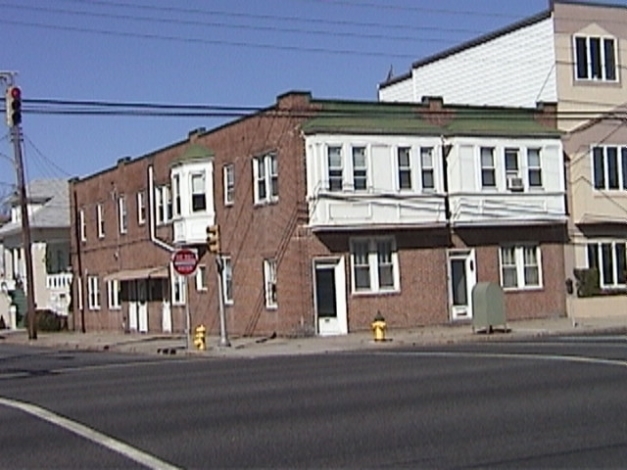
[504,148,520,177]
[593,145,627,191]
[155,185,171,225]
[574,35,617,82]
[97,204,105,238]
[350,236,399,294]
[118,195,127,234]
[172,175,181,217]
[223,256,233,305]
[191,172,207,212]
[80,209,86,242]
[328,146,343,191]
[528,149,543,188]
[588,241,627,288]
[352,146,367,190]
[137,191,146,225]
[420,147,435,190]
[397,147,412,190]
[254,154,278,204]
[480,147,496,188]
[224,164,235,206]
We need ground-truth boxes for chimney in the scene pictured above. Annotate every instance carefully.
[421,96,444,112]
[535,101,558,130]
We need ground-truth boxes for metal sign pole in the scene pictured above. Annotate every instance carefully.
[185,275,191,350]
[216,255,230,347]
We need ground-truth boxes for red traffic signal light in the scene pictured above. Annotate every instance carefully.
[5,86,22,127]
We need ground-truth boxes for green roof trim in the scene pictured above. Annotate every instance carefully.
[302,100,561,138]
[170,144,215,167]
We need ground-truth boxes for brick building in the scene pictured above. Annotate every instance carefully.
[70,92,567,337]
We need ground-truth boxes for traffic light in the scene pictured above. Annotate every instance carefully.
[5,86,22,127]
[207,224,221,254]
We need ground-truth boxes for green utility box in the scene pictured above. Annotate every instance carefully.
[472,282,507,333]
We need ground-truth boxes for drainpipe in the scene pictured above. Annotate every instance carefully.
[441,136,453,241]
[147,165,175,253]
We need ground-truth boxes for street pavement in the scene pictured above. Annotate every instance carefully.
[0,315,625,358]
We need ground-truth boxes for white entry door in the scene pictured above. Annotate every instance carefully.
[448,249,477,321]
[128,281,138,332]
[137,280,148,333]
[161,280,172,333]
[314,257,348,336]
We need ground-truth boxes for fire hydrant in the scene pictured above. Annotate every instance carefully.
[371,311,387,342]
[193,324,207,351]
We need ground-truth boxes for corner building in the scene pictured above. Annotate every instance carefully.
[70,92,567,336]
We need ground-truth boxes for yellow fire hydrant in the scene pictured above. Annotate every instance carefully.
[371,311,387,342]
[193,324,207,351]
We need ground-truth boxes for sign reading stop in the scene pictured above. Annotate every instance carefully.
[171,248,199,276]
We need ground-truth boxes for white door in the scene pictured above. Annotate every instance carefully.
[448,249,477,321]
[128,281,138,332]
[161,280,172,333]
[314,257,348,336]
[137,280,148,333]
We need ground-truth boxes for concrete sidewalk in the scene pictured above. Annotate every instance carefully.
[0,315,625,359]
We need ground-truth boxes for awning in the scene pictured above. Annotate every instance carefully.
[104,266,169,282]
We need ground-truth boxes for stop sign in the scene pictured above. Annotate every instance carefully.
[172,248,199,276]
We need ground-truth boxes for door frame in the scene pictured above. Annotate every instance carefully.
[137,279,148,333]
[312,256,348,336]
[447,249,477,321]
[128,280,138,332]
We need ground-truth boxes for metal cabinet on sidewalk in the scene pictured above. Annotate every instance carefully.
[472,282,507,333]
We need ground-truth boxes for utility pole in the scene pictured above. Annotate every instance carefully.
[2,72,37,339]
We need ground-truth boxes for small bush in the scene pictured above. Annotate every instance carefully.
[573,268,600,298]
[24,310,68,332]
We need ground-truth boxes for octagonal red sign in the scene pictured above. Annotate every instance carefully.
[171,248,199,276]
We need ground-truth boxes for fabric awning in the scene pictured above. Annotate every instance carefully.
[104,266,169,282]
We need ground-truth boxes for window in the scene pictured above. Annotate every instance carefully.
[397,147,412,190]
[527,148,543,188]
[350,237,399,293]
[592,146,627,190]
[172,274,185,306]
[87,275,100,310]
[352,146,367,190]
[137,191,146,225]
[196,265,207,291]
[263,259,277,309]
[191,172,207,212]
[499,245,542,290]
[420,147,435,190]
[107,279,121,309]
[80,209,86,242]
[587,241,627,288]
[480,147,496,188]
[328,146,343,191]
[575,35,617,82]
[76,277,83,311]
[223,257,233,305]
[97,204,105,238]
[118,196,127,234]
[155,185,171,224]
[504,148,519,177]
[172,174,181,217]
[224,164,235,205]
[253,154,278,204]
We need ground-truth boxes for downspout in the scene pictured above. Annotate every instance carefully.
[147,164,175,253]
[441,136,453,243]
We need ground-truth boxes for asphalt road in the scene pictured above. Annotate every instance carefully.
[1,335,626,469]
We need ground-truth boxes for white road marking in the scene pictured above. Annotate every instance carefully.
[0,397,181,470]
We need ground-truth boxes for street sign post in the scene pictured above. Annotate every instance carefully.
[171,248,199,276]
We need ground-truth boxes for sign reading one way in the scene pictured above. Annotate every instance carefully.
[171,248,199,276]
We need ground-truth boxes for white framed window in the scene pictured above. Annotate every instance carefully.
[350,237,399,293]
[480,147,496,188]
[527,148,543,188]
[587,241,627,289]
[253,154,278,204]
[79,209,86,242]
[504,148,520,177]
[420,147,435,190]
[155,185,171,225]
[172,274,185,306]
[97,204,105,239]
[118,195,127,234]
[224,164,235,205]
[574,35,617,82]
[397,147,412,190]
[263,258,277,309]
[137,191,146,225]
[172,175,181,217]
[107,279,121,310]
[327,145,343,191]
[592,146,627,191]
[191,172,207,212]
[76,277,83,311]
[499,245,542,290]
[223,257,233,305]
[352,146,367,191]
[196,265,207,291]
[87,275,100,310]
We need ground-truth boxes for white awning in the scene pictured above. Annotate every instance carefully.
[104,267,168,282]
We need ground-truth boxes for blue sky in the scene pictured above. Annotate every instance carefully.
[0,0,610,196]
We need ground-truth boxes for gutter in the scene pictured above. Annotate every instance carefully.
[148,165,175,253]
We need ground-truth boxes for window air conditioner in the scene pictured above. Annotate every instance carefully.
[506,175,524,191]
